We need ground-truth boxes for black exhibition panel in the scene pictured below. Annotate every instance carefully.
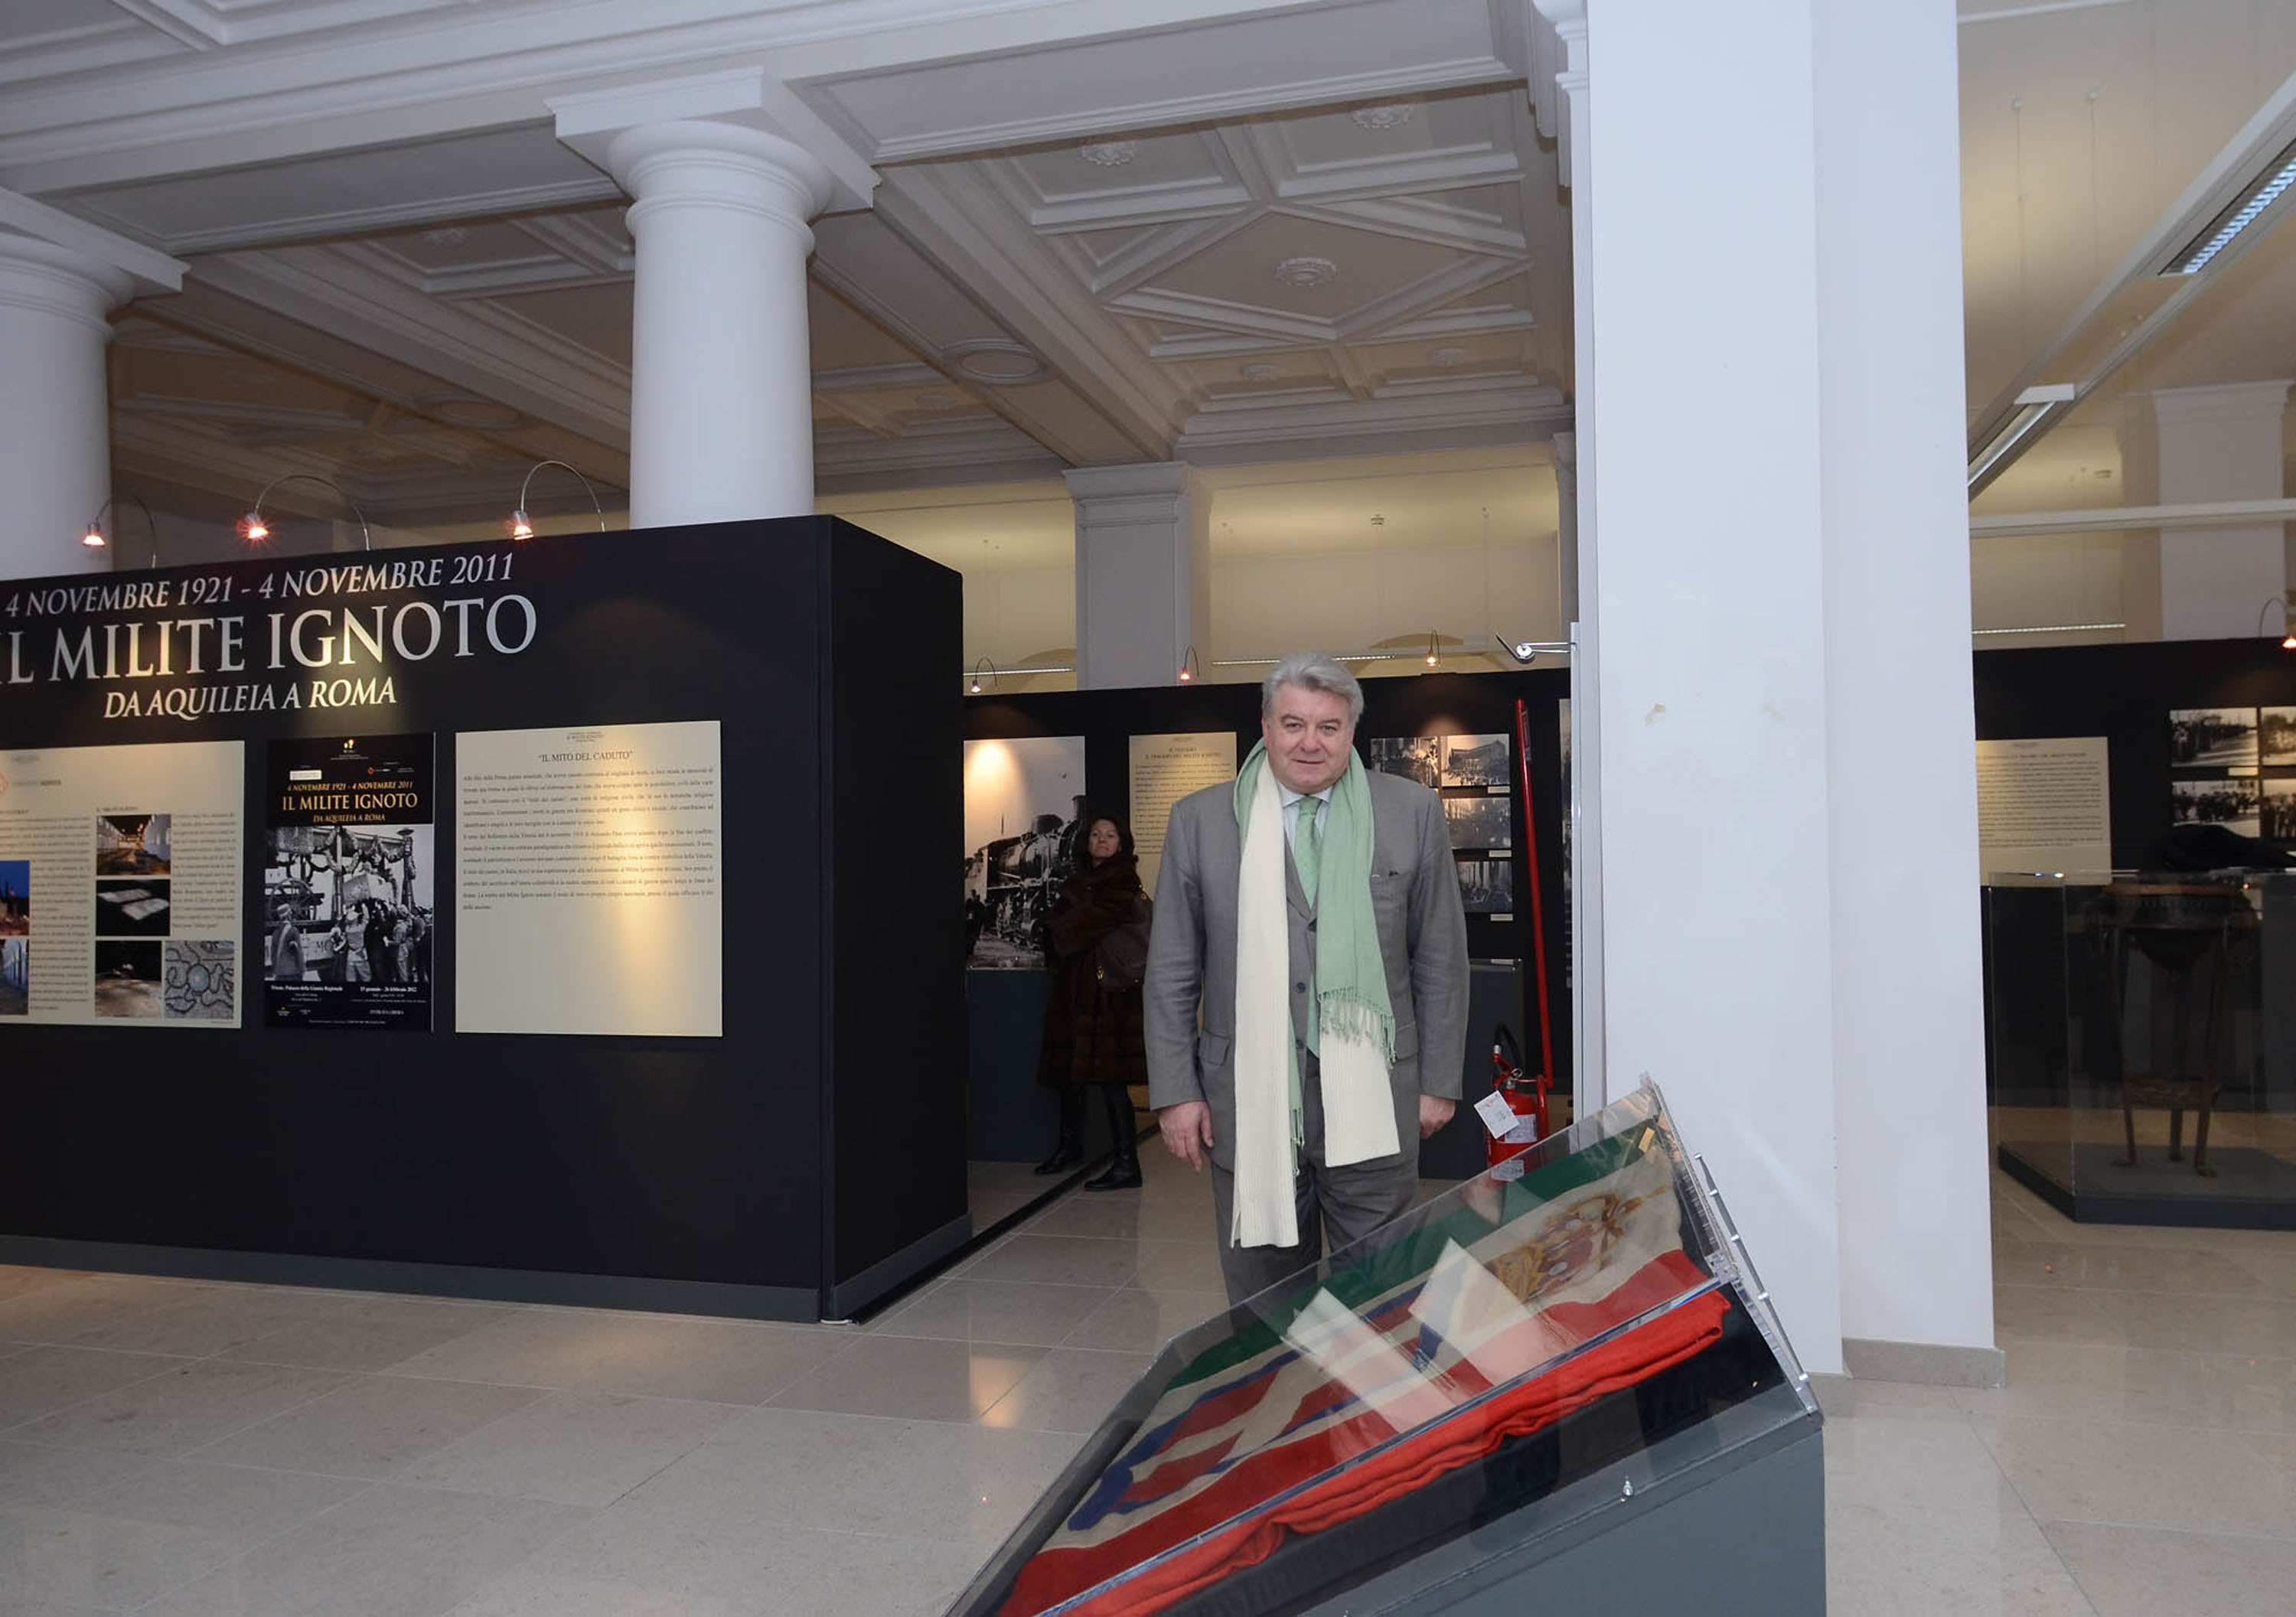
[963,665,1574,1091]
[1972,636,2296,867]
[0,516,965,1322]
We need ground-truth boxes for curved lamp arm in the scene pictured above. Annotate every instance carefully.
[2257,594,2296,650]
[510,460,606,539]
[82,494,161,569]
[243,474,372,552]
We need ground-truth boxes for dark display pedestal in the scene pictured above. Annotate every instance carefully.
[1998,1140,2296,1230]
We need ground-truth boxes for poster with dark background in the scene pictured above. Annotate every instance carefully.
[263,734,435,1029]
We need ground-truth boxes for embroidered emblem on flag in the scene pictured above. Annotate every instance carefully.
[998,1126,1730,1616]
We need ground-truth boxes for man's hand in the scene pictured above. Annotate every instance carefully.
[1417,1094,1456,1139]
[1158,1100,1215,1171]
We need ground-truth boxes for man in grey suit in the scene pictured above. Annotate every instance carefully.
[1143,652,1471,1305]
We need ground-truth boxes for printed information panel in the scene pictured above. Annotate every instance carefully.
[263,735,435,1030]
[455,720,723,1038]
[0,740,244,1026]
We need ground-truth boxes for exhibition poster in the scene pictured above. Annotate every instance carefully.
[263,734,435,1030]
[1127,732,1236,897]
[964,735,1085,968]
[0,740,243,1026]
[455,720,723,1038]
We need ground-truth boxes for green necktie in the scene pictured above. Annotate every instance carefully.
[1295,796,1321,907]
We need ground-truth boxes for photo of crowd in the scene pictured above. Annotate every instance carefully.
[2171,776,2262,838]
[2169,707,2259,770]
[2262,707,2296,767]
[1365,737,1439,788]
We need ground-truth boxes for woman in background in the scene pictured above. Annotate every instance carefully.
[1033,813,1151,1191]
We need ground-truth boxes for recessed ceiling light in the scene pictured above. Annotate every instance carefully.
[1079,141,1137,168]
[1240,362,1280,381]
[1274,256,1339,289]
[1351,105,1414,131]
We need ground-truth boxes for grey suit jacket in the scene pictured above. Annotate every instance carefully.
[1143,768,1471,1172]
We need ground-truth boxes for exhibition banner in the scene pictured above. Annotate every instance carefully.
[0,740,243,1026]
[263,734,436,1030]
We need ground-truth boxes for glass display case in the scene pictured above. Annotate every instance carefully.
[950,1081,1823,1617]
[1985,870,2296,1227]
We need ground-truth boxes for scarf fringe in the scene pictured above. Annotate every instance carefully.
[1318,989,1394,1067]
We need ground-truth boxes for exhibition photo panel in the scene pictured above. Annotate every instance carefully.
[0,741,243,1027]
[456,719,724,1038]
[964,735,1086,968]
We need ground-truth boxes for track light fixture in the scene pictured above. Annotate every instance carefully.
[79,495,161,568]
[2256,594,2296,651]
[1179,645,1200,683]
[1425,631,1440,667]
[241,474,372,552]
[970,656,997,696]
[510,460,607,541]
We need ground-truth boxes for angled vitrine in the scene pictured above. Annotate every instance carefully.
[951,1081,1824,1617]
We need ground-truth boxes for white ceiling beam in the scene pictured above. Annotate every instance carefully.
[1970,497,2296,539]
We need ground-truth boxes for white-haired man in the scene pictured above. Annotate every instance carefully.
[1143,653,1470,1304]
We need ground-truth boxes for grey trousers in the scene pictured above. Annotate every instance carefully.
[1209,1151,1417,1305]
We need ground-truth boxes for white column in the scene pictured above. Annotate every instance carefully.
[605,122,833,527]
[2152,381,2291,641]
[1066,462,1211,690]
[1562,0,1994,1381]
[1812,0,1998,1381]
[0,238,131,579]
[1552,430,1579,624]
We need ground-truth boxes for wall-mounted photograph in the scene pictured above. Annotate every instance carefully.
[96,879,171,938]
[1443,794,1513,851]
[2171,776,2262,838]
[2169,707,2258,770]
[0,859,26,936]
[96,813,171,876]
[2262,707,2296,767]
[0,937,25,1016]
[1441,734,1510,787]
[2263,779,2296,842]
[93,940,163,1019]
[164,940,236,1021]
[1365,736,1439,787]
[1455,858,1513,915]
[964,735,1086,968]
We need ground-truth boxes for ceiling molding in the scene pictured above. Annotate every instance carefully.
[0,17,184,86]
[81,173,625,257]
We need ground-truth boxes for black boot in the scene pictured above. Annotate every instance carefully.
[1085,1084,1143,1191]
[1035,1088,1084,1175]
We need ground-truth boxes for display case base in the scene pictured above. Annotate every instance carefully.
[1303,1411,1825,1617]
[1998,1141,2296,1229]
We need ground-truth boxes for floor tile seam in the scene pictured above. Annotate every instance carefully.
[1993,1278,2296,1301]
[92,1473,396,1615]
[2035,1512,2296,1546]
[0,1355,236,1442]
[1962,1407,2294,1441]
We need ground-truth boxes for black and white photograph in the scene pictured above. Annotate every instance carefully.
[2168,707,2259,770]
[0,859,25,936]
[93,940,163,1019]
[96,813,171,875]
[164,941,236,1021]
[2262,707,2296,766]
[964,735,1087,968]
[1456,858,1513,915]
[1442,733,1510,787]
[1444,794,1514,851]
[1364,736,1438,787]
[2171,776,2262,838]
[0,938,24,1016]
[95,879,171,938]
[264,735,437,1030]
[2264,779,2296,842]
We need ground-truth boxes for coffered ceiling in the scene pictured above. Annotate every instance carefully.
[0,0,1575,532]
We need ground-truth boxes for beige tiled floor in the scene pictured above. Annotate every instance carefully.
[2,1146,2291,1614]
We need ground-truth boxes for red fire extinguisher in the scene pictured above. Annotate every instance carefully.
[1486,1023,1550,1177]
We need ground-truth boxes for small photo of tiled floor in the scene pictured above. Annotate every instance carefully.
[0,1143,2290,1614]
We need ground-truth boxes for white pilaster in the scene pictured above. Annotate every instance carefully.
[1566,0,1994,1379]
[1552,430,1579,624]
[2152,381,2291,641]
[0,194,181,581]
[553,73,875,528]
[1065,462,1210,690]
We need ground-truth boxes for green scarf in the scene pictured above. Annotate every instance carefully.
[1234,742,1397,1141]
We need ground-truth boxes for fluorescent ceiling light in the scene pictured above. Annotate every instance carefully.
[2162,136,2296,276]
[1967,383,2076,491]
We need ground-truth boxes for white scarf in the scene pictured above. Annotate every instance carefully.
[1231,764,1400,1248]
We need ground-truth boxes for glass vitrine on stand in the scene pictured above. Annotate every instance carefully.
[1985,869,2296,1228]
[949,1081,1824,1617]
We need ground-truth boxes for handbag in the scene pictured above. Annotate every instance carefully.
[1094,895,1153,989]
